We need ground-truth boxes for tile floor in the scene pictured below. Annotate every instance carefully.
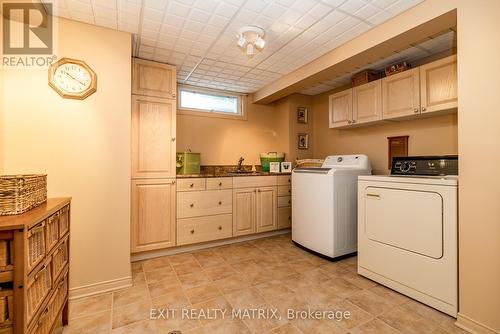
[63,234,468,334]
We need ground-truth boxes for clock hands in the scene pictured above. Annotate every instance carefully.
[64,71,86,87]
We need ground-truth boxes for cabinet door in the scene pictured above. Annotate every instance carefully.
[132,95,176,179]
[382,68,420,119]
[329,89,353,128]
[232,188,256,237]
[353,80,382,124]
[132,58,176,99]
[278,207,291,229]
[131,179,176,253]
[420,55,457,114]
[256,186,277,233]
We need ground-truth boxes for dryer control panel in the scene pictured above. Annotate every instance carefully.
[391,156,458,176]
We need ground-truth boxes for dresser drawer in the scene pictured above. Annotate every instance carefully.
[206,177,233,190]
[177,190,232,218]
[177,178,206,192]
[278,207,291,229]
[278,175,292,186]
[278,185,291,197]
[177,214,232,245]
[278,196,291,208]
[233,176,277,188]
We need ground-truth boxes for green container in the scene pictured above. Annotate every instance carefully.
[176,152,201,175]
[260,152,285,172]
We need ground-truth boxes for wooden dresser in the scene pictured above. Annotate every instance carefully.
[0,198,71,334]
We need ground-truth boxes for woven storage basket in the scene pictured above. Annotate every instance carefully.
[0,175,47,216]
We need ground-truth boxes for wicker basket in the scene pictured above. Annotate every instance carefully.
[0,175,47,216]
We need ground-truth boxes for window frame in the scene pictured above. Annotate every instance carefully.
[177,85,247,120]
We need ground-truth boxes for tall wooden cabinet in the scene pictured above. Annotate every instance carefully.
[131,58,177,253]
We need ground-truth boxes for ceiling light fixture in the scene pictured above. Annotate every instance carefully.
[236,26,266,57]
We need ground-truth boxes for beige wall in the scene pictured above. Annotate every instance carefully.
[177,96,290,166]
[286,94,314,162]
[312,91,458,174]
[1,18,132,296]
[456,0,500,332]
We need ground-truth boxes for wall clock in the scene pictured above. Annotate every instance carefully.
[48,58,97,100]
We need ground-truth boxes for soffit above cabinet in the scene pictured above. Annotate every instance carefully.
[41,0,428,94]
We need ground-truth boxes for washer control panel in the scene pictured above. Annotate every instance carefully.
[391,156,458,176]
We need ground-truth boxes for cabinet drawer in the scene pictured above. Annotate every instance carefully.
[177,214,232,245]
[278,196,291,208]
[278,207,291,229]
[278,175,292,186]
[177,190,232,218]
[27,258,52,326]
[233,176,277,188]
[52,237,69,283]
[206,177,233,190]
[59,205,69,238]
[45,213,59,254]
[177,178,206,192]
[27,222,46,273]
[278,185,291,197]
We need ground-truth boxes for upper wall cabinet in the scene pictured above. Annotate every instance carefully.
[330,55,457,129]
[353,80,382,124]
[132,58,177,99]
[329,89,352,128]
[132,95,176,179]
[420,55,457,114]
[382,67,420,119]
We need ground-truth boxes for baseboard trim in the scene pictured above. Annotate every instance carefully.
[131,229,291,262]
[69,276,132,300]
[456,313,500,334]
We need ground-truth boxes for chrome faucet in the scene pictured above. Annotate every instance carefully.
[237,157,245,171]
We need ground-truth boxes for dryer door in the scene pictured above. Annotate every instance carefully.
[363,186,443,259]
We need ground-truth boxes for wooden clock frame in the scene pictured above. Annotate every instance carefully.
[48,57,97,100]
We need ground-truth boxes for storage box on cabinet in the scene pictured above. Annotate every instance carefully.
[177,214,232,245]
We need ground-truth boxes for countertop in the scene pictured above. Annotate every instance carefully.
[176,172,291,179]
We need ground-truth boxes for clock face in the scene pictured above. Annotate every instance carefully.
[49,58,97,99]
[53,63,92,94]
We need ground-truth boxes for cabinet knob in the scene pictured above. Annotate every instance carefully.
[351,119,356,124]
[288,200,291,204]
[219,182,222,186]
[288,179,291,183]
[421,107,426,112]
[288,216,291,220]
[413,108,419,113]
[190,229,194,234]
[288,189,291,193]
[171,137,176,142]
[218,226,222,230]
[190,203,194,208]
[347,120,352,124]
[190,183,194,187]
[218,201,222,205]
[258,189,261,192]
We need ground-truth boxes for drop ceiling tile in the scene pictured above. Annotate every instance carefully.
[321,0,348,7]
[145,0,169,10]
[168,1,191,17]
[354,4,380,20]
[215,2,239,18]
[339,0,368,14]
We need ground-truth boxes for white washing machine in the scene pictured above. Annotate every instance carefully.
[292,155,371,259]
[358,156,458,316]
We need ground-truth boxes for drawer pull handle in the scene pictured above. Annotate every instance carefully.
[218,226,222,230]
[288,200,291,204]
[35,265,47,280]
[219,182,222,186]
[288,189,291,193]
[218,201,222,205]
[288,179,291,183]
[366,193,380,199]
[190,230,195,234]
[258,189,261,192]
[190,183,194,188]
[190,203,194,208]
[288,216,291,220]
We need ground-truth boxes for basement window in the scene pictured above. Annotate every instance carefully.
[178,85,246,119]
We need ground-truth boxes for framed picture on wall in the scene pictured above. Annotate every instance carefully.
[298,133,309,149]
[297,106,308,124]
